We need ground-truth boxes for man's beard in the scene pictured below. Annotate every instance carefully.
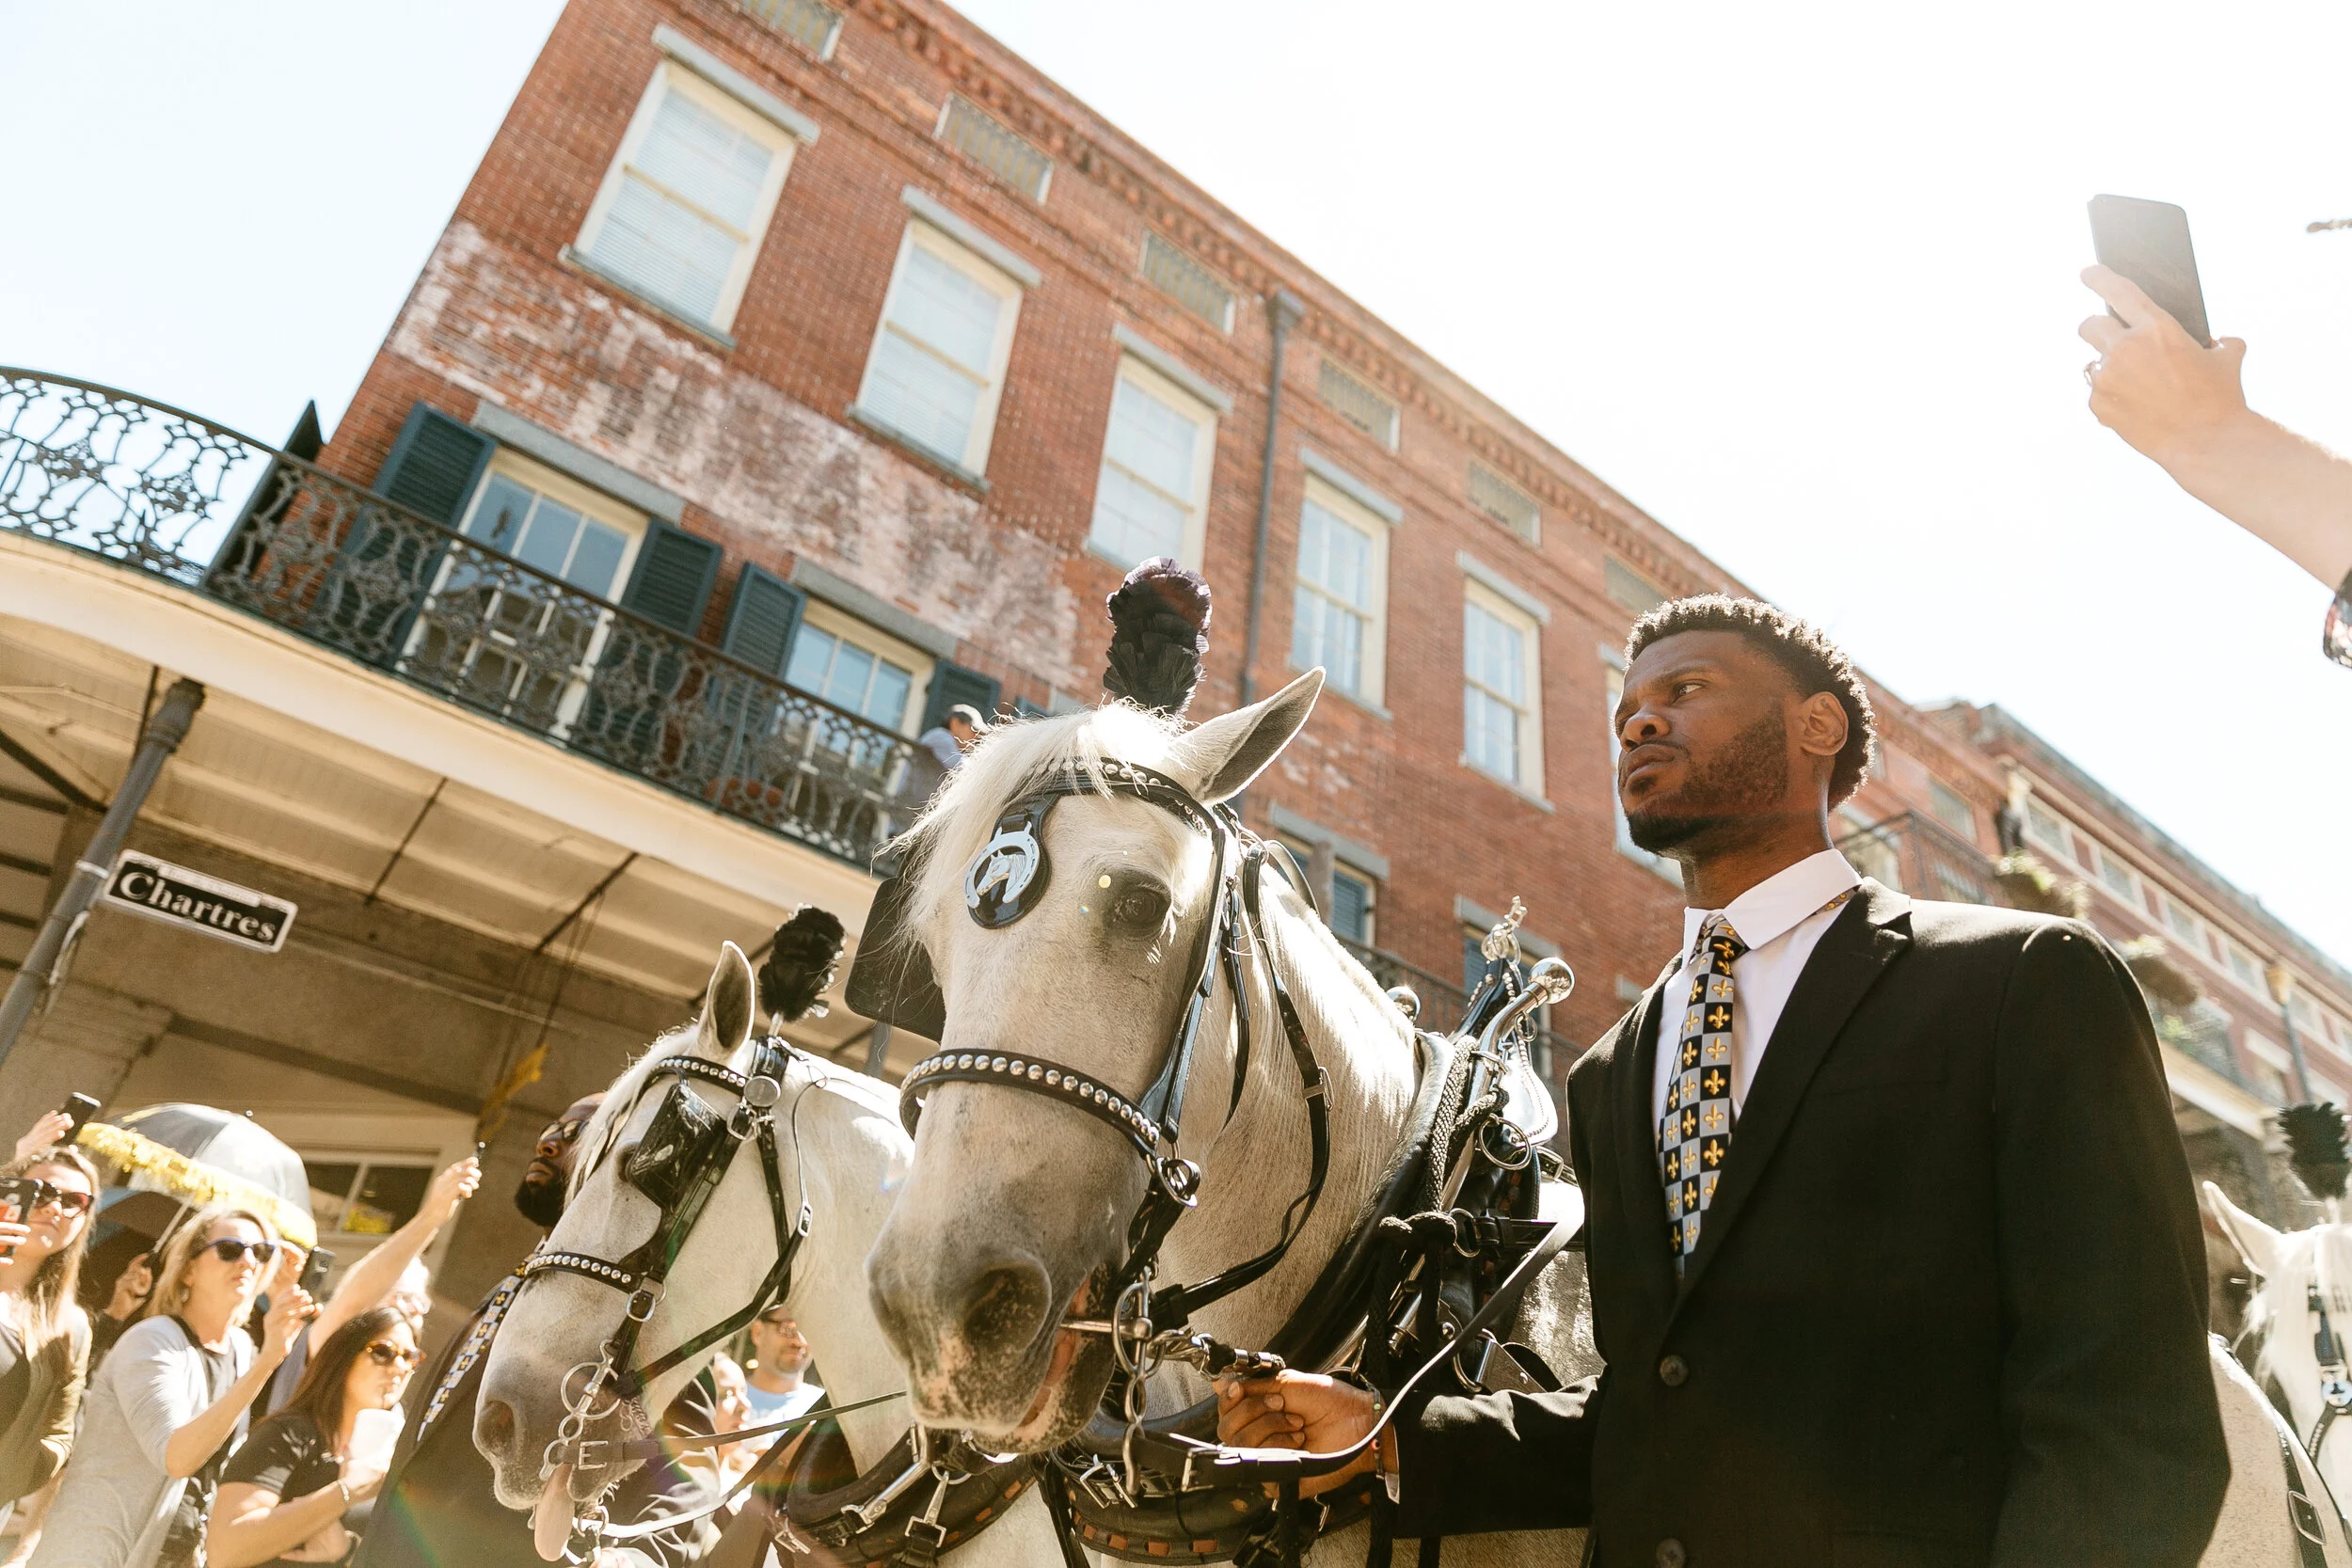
[513,1172,565,1228]
[1625,708,1790,854]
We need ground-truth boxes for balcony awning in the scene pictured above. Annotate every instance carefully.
[0,536,882,1043]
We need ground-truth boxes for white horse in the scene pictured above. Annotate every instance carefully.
[862,672,1598,1565]
[472,943,1060,1563]
[2207,1181,2352,1514]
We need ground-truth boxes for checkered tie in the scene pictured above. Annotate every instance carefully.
[1660,913,1747,1272]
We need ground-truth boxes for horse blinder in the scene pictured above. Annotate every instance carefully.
[625,1081,732,1211]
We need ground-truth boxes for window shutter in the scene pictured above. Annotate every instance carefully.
[922,662,1001,734]
[720,567,805,675]
[621,521,723,634]
[375,404,495,527]
[1328,873,1370,944]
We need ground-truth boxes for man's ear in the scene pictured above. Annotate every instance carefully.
[1172,670,1324,803]
[1793,690,1848,767]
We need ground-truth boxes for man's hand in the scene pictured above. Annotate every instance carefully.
[1216,1371,1385,1499]
[2079,264,2253,466]
[14,1111,72,1162]
[421,1156,482,1227]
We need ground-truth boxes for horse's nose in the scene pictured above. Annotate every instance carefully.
[961,1258,1054,1358]
[475,1393,518,1464]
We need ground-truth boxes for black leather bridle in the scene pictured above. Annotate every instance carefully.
[873,759,1333,1334]
[520,1034,811,1424]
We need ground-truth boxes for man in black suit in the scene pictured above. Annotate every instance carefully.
[1220,595,2227,1565]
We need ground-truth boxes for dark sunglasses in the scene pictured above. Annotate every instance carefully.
[538,1117,588,1146]
[30,1184,91,1216]
[203,1238,279,1267]
[363,1339,421,1369]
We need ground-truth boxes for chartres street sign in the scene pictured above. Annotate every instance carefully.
[100,852,296,954]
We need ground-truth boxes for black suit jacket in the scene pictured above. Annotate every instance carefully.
[1396,881,2228,1566]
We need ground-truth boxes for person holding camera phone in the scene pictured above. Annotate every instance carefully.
[2079,262,2352,666]
[206,1307,420,1568]
[0,1142,101,1542]
[31,1205,315,1568]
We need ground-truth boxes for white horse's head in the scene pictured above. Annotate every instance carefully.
[473,942,911,1512]
[864,671,1326,1448]
[2204,1180,2352,1501]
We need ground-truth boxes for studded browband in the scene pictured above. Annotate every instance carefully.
[898,1050,1194,1199]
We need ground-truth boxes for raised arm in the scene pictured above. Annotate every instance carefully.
[312,1156,478,1341]
[2080,265,2352,591]
[1989,921,2227,1564]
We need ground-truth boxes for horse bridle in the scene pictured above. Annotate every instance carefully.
[874,758,1334,1339]
[518,1035,813,1481]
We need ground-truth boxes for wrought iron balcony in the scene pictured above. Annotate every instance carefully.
[0,371,918,867]
[1834,809,1999,906]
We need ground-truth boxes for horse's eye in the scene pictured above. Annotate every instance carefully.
[1111,888,1168,928]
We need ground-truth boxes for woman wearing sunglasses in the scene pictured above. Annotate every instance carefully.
[31,1204,314,1568]
[207,1307,417,1567]
[0,1144,100,1542]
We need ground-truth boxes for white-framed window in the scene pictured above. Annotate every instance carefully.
[1462,581,1544,794]
[2090,843,2141,905]
[784,599,934,735]
[856,221,1025,474]
[576,60,801,333]
[2245,1031,2293,1103]
[1290,477,1390,704]
[262,1109,476,1296]
[417,453,647,735]
[1089,357,1217,570]
[1604,657,1679,884]
[2162,891,2204,949]
[2022,797,2072,858]
[2225,940,2265,995]
[1927,779,1974,838]
[1276,837,1376,946]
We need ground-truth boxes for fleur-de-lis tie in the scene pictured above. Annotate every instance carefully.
[1659,913,1747,1272]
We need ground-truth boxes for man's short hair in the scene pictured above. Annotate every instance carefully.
[946,704,987,729]
[1624,594,1876,805]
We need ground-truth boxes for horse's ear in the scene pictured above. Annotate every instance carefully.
[1174,669,1323,804]
[2204,1180,2280,1280]
[698,942,757,1061]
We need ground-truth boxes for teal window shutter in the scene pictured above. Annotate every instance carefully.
[721,566,805,675]
[375,404,495,527]
[1328,869,1371,944]
[922,663,1001,734]
[621,520,723,634]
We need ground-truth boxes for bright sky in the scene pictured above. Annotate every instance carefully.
[5,2,2346,968]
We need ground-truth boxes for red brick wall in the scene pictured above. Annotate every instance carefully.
[320,0,2010,1053]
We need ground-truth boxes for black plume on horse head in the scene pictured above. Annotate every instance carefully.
[1104,557,1212,717]
[2281,1101,2352,1203]
[759,907,846,1023]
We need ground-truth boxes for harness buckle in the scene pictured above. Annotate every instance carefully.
[1074,1457,1133,1511]
[626,1283,665,1322]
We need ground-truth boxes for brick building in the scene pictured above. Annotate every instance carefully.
[310,0,2024,1059]
[5,0,2344,1317]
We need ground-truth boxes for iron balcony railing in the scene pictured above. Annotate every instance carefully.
[1835,809,1999,906]
[0,371,919,867]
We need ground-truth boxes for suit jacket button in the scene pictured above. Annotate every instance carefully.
[1658,1354,1688,1386]
[1656,1539,1687,1568]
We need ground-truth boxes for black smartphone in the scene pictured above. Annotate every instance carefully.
[299,1245,334,1297]
[2089,195,2213,346]
[0,1177,41,1261]
[59,1093,101,1141]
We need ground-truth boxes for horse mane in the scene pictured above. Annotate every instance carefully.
[896,701,1196,942]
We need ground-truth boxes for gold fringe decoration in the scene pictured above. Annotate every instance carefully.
[474,1037,549,1148]
[75,1121,318,1249]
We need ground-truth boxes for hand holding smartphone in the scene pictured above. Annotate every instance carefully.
[0,1176,43,1262]
[59,1093,101,1140]
[2088,195,2212,345]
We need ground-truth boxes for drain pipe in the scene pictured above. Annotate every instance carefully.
[1238,288,1307,707]
[0,679,205,1071]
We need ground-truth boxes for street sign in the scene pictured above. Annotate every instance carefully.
[99,851,296,954]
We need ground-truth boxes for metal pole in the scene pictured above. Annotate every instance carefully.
[0,679,205,1069]
[2268,962,2316,1103]
[1237,289,1306,708]
[863,1022,894,1079]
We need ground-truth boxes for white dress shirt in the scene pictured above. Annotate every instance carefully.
[1649,849,1864,1126]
